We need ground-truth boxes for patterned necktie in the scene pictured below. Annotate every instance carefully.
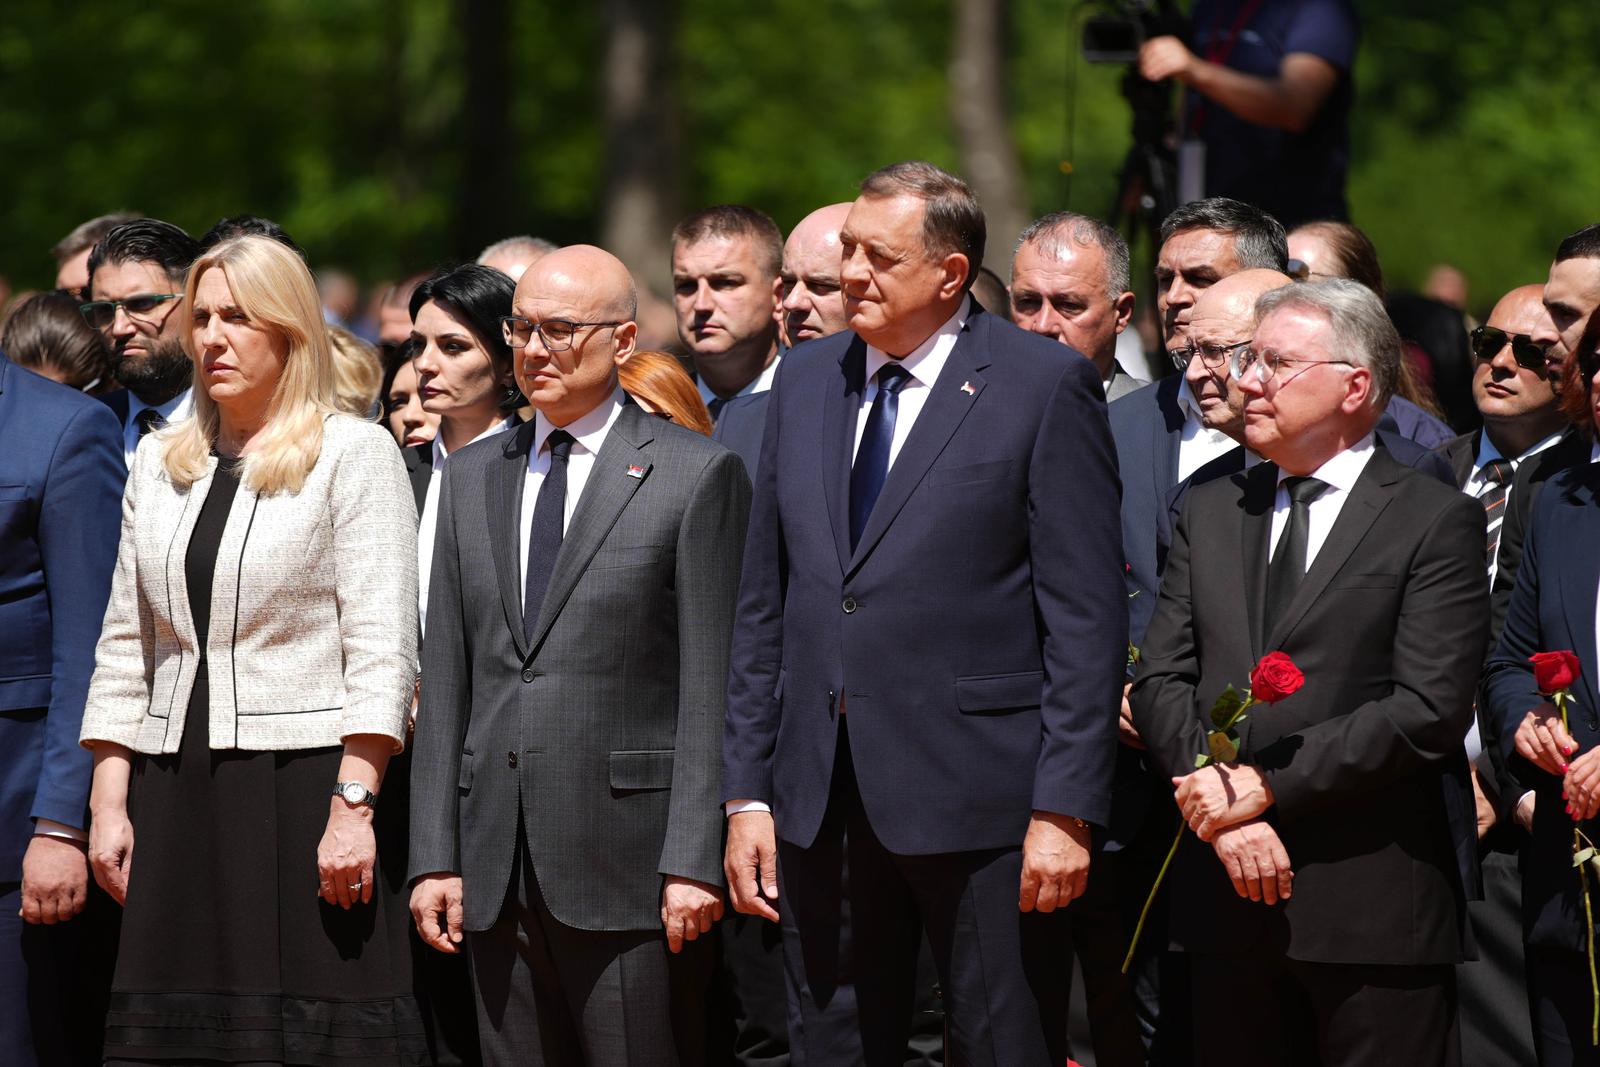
[1479,458,1515,571]
[523,430,575,644]
[849,362,913,551]
[707,396,727,423]
[135,407,166,438]
[1265,476,1329,635]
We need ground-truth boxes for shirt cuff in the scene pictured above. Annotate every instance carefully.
[33,818,88,842]
[725,799,772,817]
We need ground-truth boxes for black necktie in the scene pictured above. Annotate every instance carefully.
[707,396,727,423]
[1479,458,1515,568]
[135,407,166,438]
[524,430,574,644]
[849,362,913,551]
[1265,476,1329,635]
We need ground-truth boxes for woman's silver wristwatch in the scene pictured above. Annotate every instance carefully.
[333,781,378,809]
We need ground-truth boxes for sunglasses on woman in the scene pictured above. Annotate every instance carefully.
[1469,325,1552,373]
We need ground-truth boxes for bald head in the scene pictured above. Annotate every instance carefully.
[1182,270,1293,440]
[1487,283,1548,328]
[512,244,639,427]
[1474,282,1564,440]
[518,244,638,322]
[1192,269,1294,335]
[781,203,852,345]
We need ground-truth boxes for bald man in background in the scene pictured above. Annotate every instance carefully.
[409,246,752,1065]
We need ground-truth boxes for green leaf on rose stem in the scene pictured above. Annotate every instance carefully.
[1195,753,1212,769]
[1210,686,1246,730]
[1589,856,1600,882]
[1207,730,1239,764]
[1575,847,1596,867]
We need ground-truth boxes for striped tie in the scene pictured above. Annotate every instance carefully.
[1480,458,1515,572]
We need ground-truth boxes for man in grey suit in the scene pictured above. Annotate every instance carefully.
[408,245,752,1065]
[1010,211,1146,401]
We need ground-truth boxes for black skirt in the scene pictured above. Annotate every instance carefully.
[103,662,428,1066]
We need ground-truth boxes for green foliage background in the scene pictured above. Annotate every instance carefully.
[1,0,1595,313]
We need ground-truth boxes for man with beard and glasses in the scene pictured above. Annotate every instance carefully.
[83,219,200,467]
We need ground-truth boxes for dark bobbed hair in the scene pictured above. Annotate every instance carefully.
[199,215,305,260]
[858,160,986,294]
[1556,224,1600,264]
[1159,197,1288,272]
[1292,220,1386,300]
[671,205,783,278]
[85,219,199,289]
[408,263,522,414]
[0,291,112,390]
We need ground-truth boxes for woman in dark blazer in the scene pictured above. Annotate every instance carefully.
[1484,320,1600,1065]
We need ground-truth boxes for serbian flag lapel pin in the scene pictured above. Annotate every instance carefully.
[626,464,647,479]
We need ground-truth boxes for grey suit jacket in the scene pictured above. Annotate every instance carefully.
[408,401,752,932]
[1104,359,1146,402]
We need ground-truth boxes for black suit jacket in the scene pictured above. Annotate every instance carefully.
[1131,447,1488,965]
[403,442,432,519]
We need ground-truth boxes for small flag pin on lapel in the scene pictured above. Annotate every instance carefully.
[960,380,976,396]
[626,464,646,479]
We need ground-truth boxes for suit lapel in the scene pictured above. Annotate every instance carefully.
[1556,469,1600,718]
[523,404,654,661]
[1239,464,1276,661]
[824,338,867,575]
[847,321,989,575]
[488,423,536,660]
[1266,451,1400,649]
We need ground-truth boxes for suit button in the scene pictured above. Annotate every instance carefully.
[521,668,535,683]
[507,751,519,768]
[842,596,857,614]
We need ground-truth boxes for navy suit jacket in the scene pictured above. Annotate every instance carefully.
[0,355,124,876]
[722,306,1128,853]
[711,391,769,482]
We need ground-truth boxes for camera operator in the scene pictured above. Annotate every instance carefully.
[1138,0,1358,229]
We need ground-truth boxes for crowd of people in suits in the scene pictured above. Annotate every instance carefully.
[5,157,1600,1067]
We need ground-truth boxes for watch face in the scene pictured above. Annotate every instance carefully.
[342,783,366,804]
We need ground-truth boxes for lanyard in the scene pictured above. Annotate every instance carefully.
[1191,0,1267,134]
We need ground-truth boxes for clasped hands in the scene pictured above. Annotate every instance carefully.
[1516,703,1600,820]
[1175,763,1292,906]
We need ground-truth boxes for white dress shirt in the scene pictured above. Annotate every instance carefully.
[699,353,782,411]
[418,417,516,635]
[727,301,969,819]
[1175,378,1242,484]
[518,389,626,600]
[123,388,193,468]
[1267,434,1376,568]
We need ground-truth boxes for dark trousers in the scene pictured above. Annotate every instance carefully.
[1529,947,1600,1066]
[467,836,713,1067]
[0,878,119,1066]
[1457,849,1535,1065]
[1190,953,1454,1067]
[776,722,1071,1066]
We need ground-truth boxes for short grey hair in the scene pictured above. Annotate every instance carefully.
[50,212,141,264]
[476,234,559,264]
[859,161,986,292]
[1254,277,1400,408]
[1160,197,1288,272]
[1014,212,1131,300]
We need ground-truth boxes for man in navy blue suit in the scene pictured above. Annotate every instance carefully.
[721,161,1126,1063]
[0,352,125,1063]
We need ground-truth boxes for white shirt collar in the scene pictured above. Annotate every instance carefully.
[532,386,625,457]
[1277,432,1376,494]
[432,414,516,467]
[698,352,782,407]
[862,297,969,391]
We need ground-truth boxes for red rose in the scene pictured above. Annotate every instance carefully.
[1530,650,1582,696]
[1249,651,1305,704]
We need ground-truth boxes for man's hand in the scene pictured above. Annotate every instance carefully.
[1566,749,1600,821]
[410,873,465,954]
[1139,36,1196,83]
[1118,683,1146,750]
[1019,812,1091,913]
[724,810,780,922]
[1470,764,1497,839]
[88,806,134,905]
[1211,820,1293,905]
[662,876,724,953]
[1174,764,1274,842]
[1516,703,1576,777]
[21,835,89,925]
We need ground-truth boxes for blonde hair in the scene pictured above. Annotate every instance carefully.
[327,325,383,419]
[162,235,339,494]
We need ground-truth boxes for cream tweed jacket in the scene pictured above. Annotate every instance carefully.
[80,415,419,754]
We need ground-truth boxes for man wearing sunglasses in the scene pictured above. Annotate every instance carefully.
[83,219,200,467]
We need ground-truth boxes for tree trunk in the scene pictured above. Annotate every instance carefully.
[453,0,514,257]
[601,0,680,299]
[949,0,1026,279]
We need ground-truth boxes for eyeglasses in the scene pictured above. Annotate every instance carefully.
[1470,325,1552,373]
[79,293,181,330]
[1230,346,1354,384]
[1168,338,1253,372]
[500,316,622,352]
